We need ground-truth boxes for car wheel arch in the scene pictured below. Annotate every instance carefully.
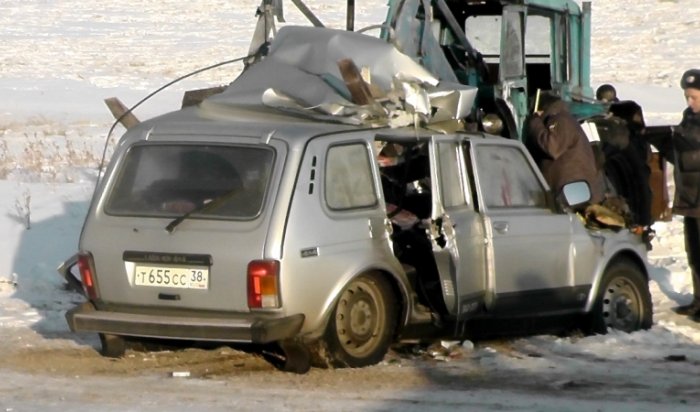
[315,268,409,340]
[305,269,405,368]
[583,252,652,333]
[585,250,649,312]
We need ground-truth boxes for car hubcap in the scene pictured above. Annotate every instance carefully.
[350,300,373,338]
[602,276,641,332]
[335,280,384,357]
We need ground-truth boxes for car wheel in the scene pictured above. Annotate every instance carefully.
[588,260,652,334]
[324,274,397,368]
[99,333,126,358]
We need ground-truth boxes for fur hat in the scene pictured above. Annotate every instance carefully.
[680,69,700,90]
[596,84,619,102]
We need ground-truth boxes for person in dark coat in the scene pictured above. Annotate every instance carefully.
[526,92,605,206]
[644,69,700,319]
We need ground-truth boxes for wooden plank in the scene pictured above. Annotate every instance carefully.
[181,85,227,108]
[337,58,374,106]
[104,97,140,129]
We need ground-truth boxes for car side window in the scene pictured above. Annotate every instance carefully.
[437,142,467,208]
[475,145,547,209]
[325,143,378,210]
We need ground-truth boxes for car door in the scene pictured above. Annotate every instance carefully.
[282,135,396,325]
[428,136,487,319]
[468,140,584,315]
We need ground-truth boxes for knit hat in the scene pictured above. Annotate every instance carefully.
[680,69,700,90]
[596,84,619,102]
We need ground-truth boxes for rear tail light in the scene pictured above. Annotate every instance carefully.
[247,260,280,309]
[77,251,99,300]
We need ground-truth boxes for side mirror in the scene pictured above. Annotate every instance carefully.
[561,181,591,208]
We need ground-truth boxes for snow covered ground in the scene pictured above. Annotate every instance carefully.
[2,0,700,410]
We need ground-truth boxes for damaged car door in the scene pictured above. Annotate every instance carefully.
[428,136,487,320]
[468,140,585,315]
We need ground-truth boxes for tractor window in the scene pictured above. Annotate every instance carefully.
[465,12,554,92]
[464,16,500,60]
[524,13,554,94]
[464,14,550,62]
[501,9,525,79]
[525,15,551,62]
[553,12,571,85]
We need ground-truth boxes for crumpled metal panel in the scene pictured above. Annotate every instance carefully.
[202,26,475,127]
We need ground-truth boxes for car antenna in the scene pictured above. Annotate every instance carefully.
[95,53,256,186]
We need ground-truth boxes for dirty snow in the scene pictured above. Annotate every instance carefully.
[2,0,700,410]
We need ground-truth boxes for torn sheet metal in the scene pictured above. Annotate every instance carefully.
[266,25,438,89]
[428,81,477,123]
[202,26,476,128]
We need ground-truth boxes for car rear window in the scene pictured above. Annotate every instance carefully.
[105,143,275,219]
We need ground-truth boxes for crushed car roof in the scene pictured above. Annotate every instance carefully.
[201,26,477,129]
[123,25,483,146]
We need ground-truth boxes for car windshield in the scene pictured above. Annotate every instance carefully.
[105,143,275,220]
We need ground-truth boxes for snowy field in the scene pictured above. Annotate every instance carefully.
[1,0,700,410]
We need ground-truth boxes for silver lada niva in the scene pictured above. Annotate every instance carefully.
[59,25,652,373]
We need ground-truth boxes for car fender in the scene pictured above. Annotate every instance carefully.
[583,231,649,313]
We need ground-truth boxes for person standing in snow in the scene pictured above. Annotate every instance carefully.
[526,91,606,206]
[644,69,700,319]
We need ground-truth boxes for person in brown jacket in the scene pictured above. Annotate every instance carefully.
[644,69,700,319]
[526,92,605,206]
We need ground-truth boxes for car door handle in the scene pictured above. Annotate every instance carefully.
[493,221,509,234]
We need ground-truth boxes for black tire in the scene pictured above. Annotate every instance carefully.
[323,274,397,368]
[587,260,652,334]
[99,333,126,358]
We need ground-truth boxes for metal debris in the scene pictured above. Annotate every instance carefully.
[202,26,477,129]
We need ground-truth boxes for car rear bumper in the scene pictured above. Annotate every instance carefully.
[66,302,305,344]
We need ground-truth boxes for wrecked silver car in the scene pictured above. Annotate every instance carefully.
[59,2,652,373]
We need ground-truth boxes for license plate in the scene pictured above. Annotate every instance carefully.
[133,264,209,289]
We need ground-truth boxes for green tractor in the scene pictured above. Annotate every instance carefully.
[381,0,667,228]
[244,0,668,228]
